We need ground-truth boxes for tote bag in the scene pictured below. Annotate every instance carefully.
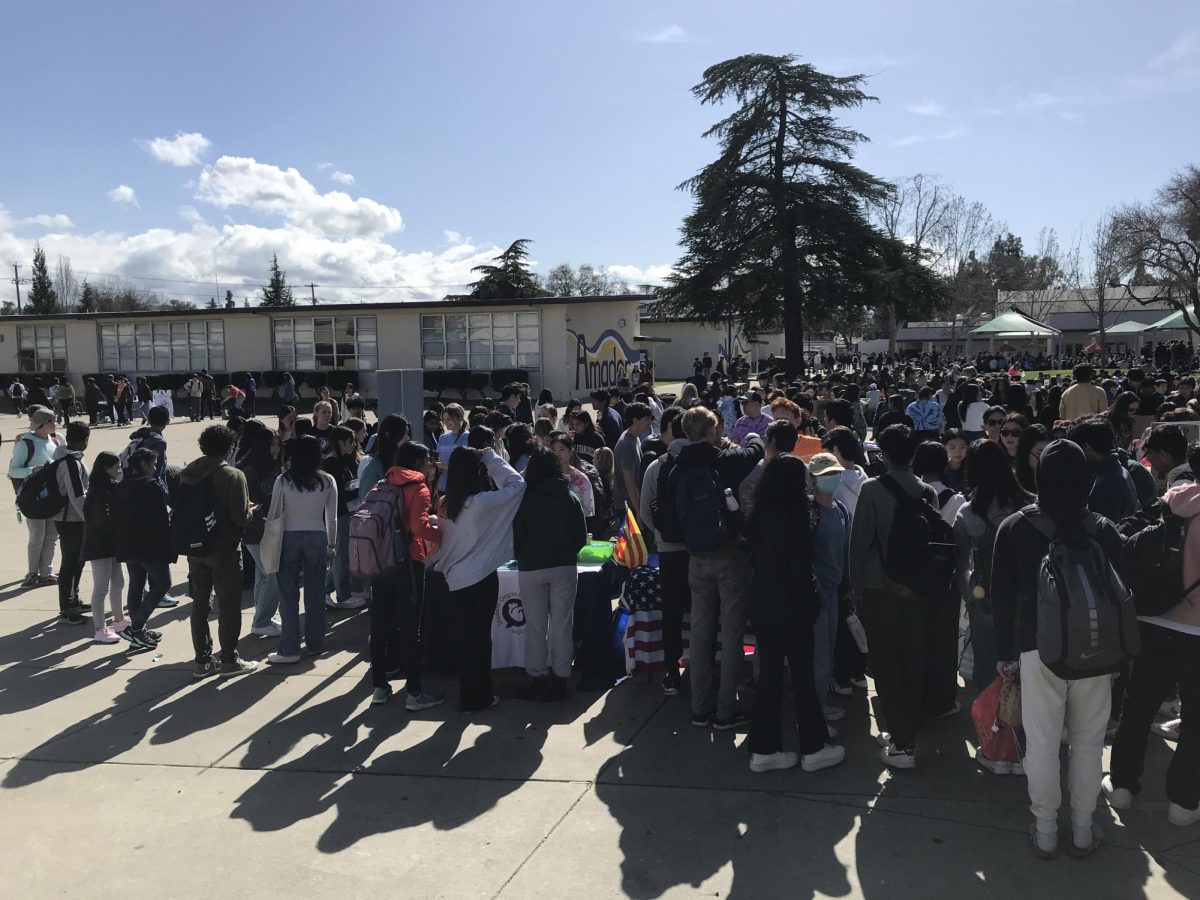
[260,487,287,575]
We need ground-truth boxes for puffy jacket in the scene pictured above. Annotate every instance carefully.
[113,473,175,563]
[385,465,438,563]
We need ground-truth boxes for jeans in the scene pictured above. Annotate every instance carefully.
[968,602,998,696]
[450,572,498,711]
[89,557,125,631]
[658,550,691,673]
[276,531,328,656]
[54,521,84,612]
[369,562,425,691]
[126,559,172,631]
[245,542,281,629]
[750,608,827,756]
[188,550,244,664]
[25,516,57,578]
[1111,622,1200,810]
[858,588,929,750]
[812,587,839,698]
[324,515,352,603]
[1020,650,1111,836]
[688,546,751,721]
[519,565,578,678]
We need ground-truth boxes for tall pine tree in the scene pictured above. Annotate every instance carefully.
[260,253,295,307]
[25,243,59,314]
[467,240,547,299]
[78,279,97,312]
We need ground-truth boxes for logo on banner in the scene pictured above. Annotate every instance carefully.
[569,328,640,391]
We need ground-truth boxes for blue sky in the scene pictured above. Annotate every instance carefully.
[2,0,1198,304]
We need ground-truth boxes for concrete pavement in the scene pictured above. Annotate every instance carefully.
[0,415,1198,898]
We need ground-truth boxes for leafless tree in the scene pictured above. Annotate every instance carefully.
[53,255,78,311]
[932,195,998,354]
[1078,210,1133,357]
[1019,227,1080,324]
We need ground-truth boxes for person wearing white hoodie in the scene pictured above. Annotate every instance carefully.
[820,426,869,518]
[432,444,526,713]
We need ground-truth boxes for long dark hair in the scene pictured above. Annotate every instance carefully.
[504,422,535,464]
[958,383,981,423]
[234,417,266,466]
[285,435,324,491]
[1109,391,1138,425]
[242,427,280,480]
[329,424,358,460]
[89,450,121,484]
[374,414,410,470]
[966,438,1032,516]
[523,445,566,488]
[746,454,814,545]
[443,445,486,522]
[1014,424,1050,494]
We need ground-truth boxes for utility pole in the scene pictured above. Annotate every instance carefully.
[304,282,319,305]
[11,263,25,313]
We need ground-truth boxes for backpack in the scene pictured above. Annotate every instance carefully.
[349,479,408,580]
[119,435,150,473]
[169,477,219,556]
[878,475,957,600]
[650,455,686,544]
[673,462,734,553]
[17,456,81,520]
[966,508,1004,612]
[1021,506,1140,680]
[1121,505,1200,617]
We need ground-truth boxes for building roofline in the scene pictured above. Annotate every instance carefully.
[0,293,647,324]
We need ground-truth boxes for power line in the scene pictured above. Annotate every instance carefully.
[67,266,473,290]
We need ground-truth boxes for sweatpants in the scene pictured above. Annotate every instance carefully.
[1111,622,1200,811]
[54,521,84,612]
[1020,650,1111,837]
[450,572,498,712]
[369,562,425,693]
[89,557,125,631]
[519,564,578,679]
[859,588,928,749]
[25,516,57,578]
[688,546,751,721]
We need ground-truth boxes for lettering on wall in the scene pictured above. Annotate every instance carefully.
[569,328,639,391]
[717,334,753,359]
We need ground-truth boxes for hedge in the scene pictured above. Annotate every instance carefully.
[490,368,530,392]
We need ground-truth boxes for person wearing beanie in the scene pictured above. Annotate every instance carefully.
[7,407,64,588]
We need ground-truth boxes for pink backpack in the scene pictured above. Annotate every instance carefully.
[349,480,407,580]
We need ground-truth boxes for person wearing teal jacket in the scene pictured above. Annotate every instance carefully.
[513,446,587,701]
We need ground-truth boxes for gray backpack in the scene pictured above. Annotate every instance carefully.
[1021,506,1139,680]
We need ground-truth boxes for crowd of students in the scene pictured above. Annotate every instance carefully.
[7,358,1200,860]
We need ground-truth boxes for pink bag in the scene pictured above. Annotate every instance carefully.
[971,676,1021,763]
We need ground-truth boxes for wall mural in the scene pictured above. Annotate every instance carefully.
[568,328,640,391]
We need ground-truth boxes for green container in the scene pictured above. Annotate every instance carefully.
[577,541,616,565]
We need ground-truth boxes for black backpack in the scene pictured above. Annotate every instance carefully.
[170,476,219,556]
[674,462,734,553]
[17,457,81,520]
[651,455,686,544]
[879,475,957,600]
[1122,505,1200,617]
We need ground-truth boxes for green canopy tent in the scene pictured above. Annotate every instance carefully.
[1088,319,1153,353]
[968,308,1061,356]
[1146,308,1200,332]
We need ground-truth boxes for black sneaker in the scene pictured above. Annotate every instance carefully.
[123,628,154,650]
[691,713,713,728]
[142,628,163,644]
[712,712,751,732]
[59,610,86,626]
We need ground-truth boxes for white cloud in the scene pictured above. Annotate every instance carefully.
[108,184,139,207]
[905,100,947,117]
[21,213,75,229]
[194,156,402,238]
[1149,31,1200,69]
[316,162,334,170]
[893,127,967,147]
[178,205,206,225]
[443,230,462,244]
[636,24,690,43]
[330,170,355,186]
[1059,110,1085,123]
[143,131,211,167]
[605,263,673,285]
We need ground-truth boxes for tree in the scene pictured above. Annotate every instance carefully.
[224,289,235,309]
[25,244,58,314]
[161,298,196,310]
[1081,210,1130,356]
[466,239,546,299]
[1111,164,1200,345]
[983,228,1077,323]
[207,296,219,309]
[53,255,78,311]
[260,253,295,307]
[933,195,998,354]
[658,54,909,377]
[78,280,97,312]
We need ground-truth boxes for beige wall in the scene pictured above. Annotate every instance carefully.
[556,298,642,399]
[639,320,784,380]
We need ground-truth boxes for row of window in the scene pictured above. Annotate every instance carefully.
[16,313,543,375]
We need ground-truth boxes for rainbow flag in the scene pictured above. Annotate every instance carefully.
[612,503,649,569]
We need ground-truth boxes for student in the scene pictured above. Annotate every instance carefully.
[266,435,338,665]
[740,419,798,517]
[806,453,851,716]
[612,403,652,518]
[372,441,445,711]
[185,373,204,422]
[504,422,536,474]
[550,432,596,524]
[1014,424,1051,495]
[744,454,845,774]
[239,427,283,637]
[124,404,170,491]
[279,372,298,405]
[993,440,1125,858]
[322,425,366,611]
[907,386,945,441]
[872,395,915,437]
[1059,364,1109,422]
[820,427,868,518]
[513,446,587,701]
[312,400,337,458]
[1143,424,1195,490]
[51,422,90,624]
[82,451,128,643]
[569,411,605,465]
[730,392,773,447]
[959,384,990,441]
[848,424,941,769]
[1000,414,1026,465]
[8,407,63,588]
[431,445,526,712]
[913,440,966,526]
[183,426,257,678]
[1068,417,1138,522]
[200,369,216,420]
[593,390,624,449]
[113,448,174,651]
[436,403,470,493]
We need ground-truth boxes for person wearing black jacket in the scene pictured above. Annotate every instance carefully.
[992,439,1124,860]
[114,448,176,651]
[322,425,365,610]
[82,452,126,643]
[570,411,606,466]
[744,455,845,774]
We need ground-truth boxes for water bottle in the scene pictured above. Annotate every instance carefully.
[846,613,869,653]
[723,488,738,512]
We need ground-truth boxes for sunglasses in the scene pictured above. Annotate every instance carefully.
[985,418,1005,426]
[1001,429,1022,437]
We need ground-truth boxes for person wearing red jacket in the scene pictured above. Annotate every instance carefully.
[369,441,444,710]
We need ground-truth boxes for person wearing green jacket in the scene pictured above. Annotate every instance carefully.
[513,446,587,701]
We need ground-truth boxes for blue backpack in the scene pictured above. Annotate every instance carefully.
[673,463,735,553]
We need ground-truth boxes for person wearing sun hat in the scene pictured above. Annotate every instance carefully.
[807,453,851,710]
[8,406,64,588]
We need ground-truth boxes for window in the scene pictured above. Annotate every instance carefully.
[420,311,540,371]
[99,320,225,373]
[272,316,377,371]
[17,326,67,373]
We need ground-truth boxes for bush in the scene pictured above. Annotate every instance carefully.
[490,368,530,392]
[297,370,327,394]
[261,370,287,397]
[423,371,448,395]
[155,373,189,393]
[326,370,359,393]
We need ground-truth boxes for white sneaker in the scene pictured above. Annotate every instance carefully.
[1159,698,1182,717]
[250,621,283,637]
[326,595,366,610]
[880,744,916,769]
[1168,802,1200,827]
[93,626,120,645]
[1101,774,1133,810]
[749,751,799,773]
[975,748,1012,776]
[267,652,301,665]
[823,705,846,722]
[801,743,846,773]
[1155,718,1182,741]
